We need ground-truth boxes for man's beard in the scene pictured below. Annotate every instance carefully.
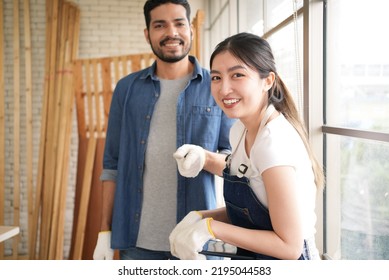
[150,36,192,63]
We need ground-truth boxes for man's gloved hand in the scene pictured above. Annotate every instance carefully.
[93,231,114,260]
[173,144,206,177]
[170,217,215,260]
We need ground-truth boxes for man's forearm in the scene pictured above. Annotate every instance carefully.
[100,180,116,231]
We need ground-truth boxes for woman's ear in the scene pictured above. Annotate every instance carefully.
[264,72,276,91]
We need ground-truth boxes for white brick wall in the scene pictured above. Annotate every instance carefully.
[1,0,172,259]
[74,0,150,58]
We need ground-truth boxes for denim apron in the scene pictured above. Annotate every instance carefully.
[223,105,317,260]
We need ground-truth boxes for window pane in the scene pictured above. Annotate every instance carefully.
[238,0,264,34]
[326,134,389,259]
[207,0,231,62]
[326,0,389,132]
[268,18,304,113]
[264,0,302,32]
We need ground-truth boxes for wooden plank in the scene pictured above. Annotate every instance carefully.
[101,58,112,133]
[39,0,60,260]
[23,0,34,260]
[145,53,155,67]
[74,60,86,138]
[13,0,21,260]
[131,55,141,72]
[31,0,53,260]
[55,57,75,259]
[121,55,128,76]
[48,1,70,259]
[0,0,5,260]
[71,137,97,260]
[92,59,102,136]
[56,3,80,258]
[113,56,120,85]
[85,61,94,137]
[190,10,205,61]
[71,4,80,60]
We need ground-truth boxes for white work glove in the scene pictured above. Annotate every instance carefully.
[169,211,202,256]
[170,217,215,260]
[169,211,202,250]
[93,231,114,260]
[173,144,206,177]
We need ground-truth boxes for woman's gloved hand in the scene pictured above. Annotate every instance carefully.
[169,211,203,254]
[93,231,114,260]
[170,217,215,260]
[173,144,206,177]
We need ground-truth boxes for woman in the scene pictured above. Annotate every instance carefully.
[169,32,324,260]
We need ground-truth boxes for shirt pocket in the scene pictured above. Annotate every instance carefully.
[191,105,222,148]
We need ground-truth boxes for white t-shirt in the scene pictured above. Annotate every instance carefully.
[228,115,317,238]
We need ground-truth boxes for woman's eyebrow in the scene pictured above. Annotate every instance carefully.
[210,65,247,74]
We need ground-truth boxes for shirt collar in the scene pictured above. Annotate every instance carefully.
[140,55,203,81]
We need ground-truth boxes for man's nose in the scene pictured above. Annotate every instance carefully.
[166,25,178,37]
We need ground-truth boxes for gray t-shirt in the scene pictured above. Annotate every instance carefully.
[136,75,191,251]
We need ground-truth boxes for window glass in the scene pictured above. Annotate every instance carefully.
[267,17,303,113]
[238,0,264,34]
[207,0,231,64]
[264,0,303,32]
[326,0,389,132]
[326,134,389,259]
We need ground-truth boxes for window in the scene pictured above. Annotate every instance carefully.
[205,0,389,260]
[324,0,389,259]
[239,0,304,112]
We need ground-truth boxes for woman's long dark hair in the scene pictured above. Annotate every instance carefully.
[210,32,324,189]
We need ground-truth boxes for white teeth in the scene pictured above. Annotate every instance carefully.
[165,43,180,47]
[223,99,240,105]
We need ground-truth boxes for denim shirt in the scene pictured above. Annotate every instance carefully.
[101,56,235,249]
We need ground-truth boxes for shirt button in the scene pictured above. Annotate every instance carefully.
[141,140,145,144]
[146,115,151,120]
[206,107,211,112]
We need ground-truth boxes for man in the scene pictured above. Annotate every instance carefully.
[93,0,234,260]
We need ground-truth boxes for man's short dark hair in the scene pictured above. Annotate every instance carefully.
[144,0,191,30]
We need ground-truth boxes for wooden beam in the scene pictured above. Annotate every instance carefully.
[39,0,60,260]
[55,3,80,258]
[31,0,53,260]
[23,0,34,261]
[74,60,86,138]
[0,0,5,260]
[13,0,21,260]
[48,1,69,259]
[71,137,97,260]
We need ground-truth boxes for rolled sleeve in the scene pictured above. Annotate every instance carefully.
[100,169,117,182]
